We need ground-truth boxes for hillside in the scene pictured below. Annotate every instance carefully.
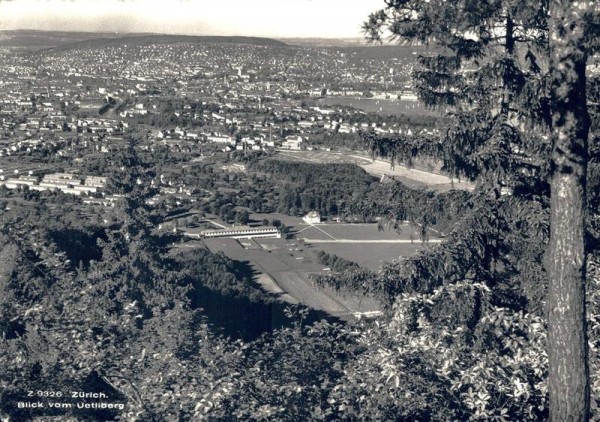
[0,30,287,50]
[0,30,143,49]
[49,34,288,51]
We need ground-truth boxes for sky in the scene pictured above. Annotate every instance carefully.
[0,0,385,38]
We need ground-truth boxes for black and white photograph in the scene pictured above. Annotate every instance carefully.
[0,0,598,420]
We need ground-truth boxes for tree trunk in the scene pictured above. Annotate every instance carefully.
[548,1,591,421]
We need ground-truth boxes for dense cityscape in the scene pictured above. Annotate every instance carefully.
[0,35,445,197]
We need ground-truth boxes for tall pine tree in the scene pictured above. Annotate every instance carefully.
[363,0,599,419]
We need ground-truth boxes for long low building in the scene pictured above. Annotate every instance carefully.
[182,226,281,240]
[0,172,107,195]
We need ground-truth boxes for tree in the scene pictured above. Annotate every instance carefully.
[234,209,250,225]
[106,138,159,239]
[546,3,600,420]
[363,0,599,420]
[0,153,236,421]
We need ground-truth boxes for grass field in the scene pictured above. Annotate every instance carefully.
[212,213,436,271]
[272,150,475,191]
[197,214,439,316]
[274,150,373,167]
[203,237,382,318]
[317,96,440,117]
[297,222,420,241]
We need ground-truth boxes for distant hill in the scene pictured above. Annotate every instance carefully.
[0,30,146,49]
[49,34,288,51]
[0,31,287,50]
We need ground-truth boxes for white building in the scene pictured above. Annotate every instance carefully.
[282,136,303,150]
[183,226,281,240]
[303,211,321,224]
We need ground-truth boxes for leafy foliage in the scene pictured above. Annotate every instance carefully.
[251,159,376,217]
[360,0,599,420]
[315,189,549,318]
[327,283,548,421]
[315,250,360,272]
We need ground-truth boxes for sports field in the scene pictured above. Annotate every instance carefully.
[197,214,441,318]
[317,96,439,117]
[274,150,475,191]
[295,222,436,268]
[203,237,382,319]
[296,222,423,241]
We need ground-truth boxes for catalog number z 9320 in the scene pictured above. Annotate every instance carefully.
[28,390,64,398]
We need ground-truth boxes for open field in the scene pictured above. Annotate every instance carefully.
[249,211,309,228]
[250,212,439,240]
[296,222,438,268]
[357,156,475,191]
[273,150,475,191]
[203,237,382,319]
[195,216,441,318]
[275,150,371,166]
[317,96,440,117]
[297,222,421,241]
